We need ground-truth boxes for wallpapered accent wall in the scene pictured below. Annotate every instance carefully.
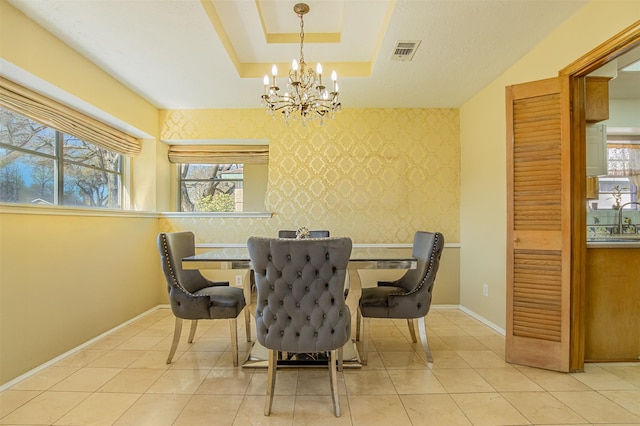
[158,108,459,244]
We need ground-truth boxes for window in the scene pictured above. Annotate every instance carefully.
[179,163,243,212]
[0,108,123,208]
[589,140,640,211]
[169,143,269,213]
[596,177,637,210]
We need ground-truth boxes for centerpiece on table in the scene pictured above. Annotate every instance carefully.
[296,227,310,239]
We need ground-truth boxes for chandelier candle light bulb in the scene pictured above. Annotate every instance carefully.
[270,65,278,91]
[260,3,341,126]
[316,63,324,88]
[292,59,299,83]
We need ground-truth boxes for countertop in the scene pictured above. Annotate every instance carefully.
[587,235,640,248]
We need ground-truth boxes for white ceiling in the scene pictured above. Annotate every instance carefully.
[7,0,619,111]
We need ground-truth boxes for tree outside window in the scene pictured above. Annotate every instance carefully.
[179,163,243,212]
[0,108,122,208]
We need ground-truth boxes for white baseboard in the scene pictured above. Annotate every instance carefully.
[0,305,165,392]
[457,305,506,335]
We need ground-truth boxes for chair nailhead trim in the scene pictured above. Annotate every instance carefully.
[160,233,201,298]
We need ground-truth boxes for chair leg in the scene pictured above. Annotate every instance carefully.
[407,318,418,343]
[166,317,183,364]
[328,350,341,417]
[337,347,344,372]
[244,306,252,342]
[188,320,198,343]
[264,349,277,416]
[355,307,361,341]
[418,316,433,363]
[229,317,239,367]
[360,317,370,366]
[244,278,252,342]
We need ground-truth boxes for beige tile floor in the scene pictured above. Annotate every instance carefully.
[1,307,639,425]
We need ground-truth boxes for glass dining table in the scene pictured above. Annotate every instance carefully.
[183,245,416,368]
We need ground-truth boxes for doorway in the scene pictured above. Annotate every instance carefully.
[563,21,640,371]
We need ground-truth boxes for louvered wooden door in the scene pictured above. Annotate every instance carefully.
[505,77,572,372]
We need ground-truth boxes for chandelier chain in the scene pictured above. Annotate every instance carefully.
[299,12,305,65]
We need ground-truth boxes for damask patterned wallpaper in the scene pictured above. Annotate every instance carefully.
[158,108,459,244]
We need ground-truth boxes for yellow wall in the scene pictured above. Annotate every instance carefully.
[158,107,462,307]
[459,3,640,328]
[159,108,460,244]
[155,140,171,211]
[160,109,460,305]
[243,163,269,212]
[0,207,161,384]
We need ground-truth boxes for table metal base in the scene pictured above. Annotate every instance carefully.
[241,339,362,368]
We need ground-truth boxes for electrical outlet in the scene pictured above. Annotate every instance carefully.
[482,283,489,297]
[235,275,243,287]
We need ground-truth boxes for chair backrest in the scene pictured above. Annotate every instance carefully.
[278,230,330,239]
[248,236,352,353]
[157,231,211,294]
[395,231,445,305]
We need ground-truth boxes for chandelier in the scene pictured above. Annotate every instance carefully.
[261,3,341,126]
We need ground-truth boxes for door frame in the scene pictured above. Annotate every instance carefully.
[559,21,640,372]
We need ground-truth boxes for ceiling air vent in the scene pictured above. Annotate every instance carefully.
[391,40,421,62]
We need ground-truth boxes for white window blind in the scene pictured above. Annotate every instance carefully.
[0,77,140,156]
[168,144,269,164]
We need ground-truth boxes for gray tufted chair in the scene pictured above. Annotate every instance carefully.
[356,231,444,365]
[249,230,330,291]
[276,230,353,300]
[248,236,352,417]
[157,232,246,366]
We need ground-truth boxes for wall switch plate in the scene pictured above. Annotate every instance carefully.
[235,275,243,287]
[482,283,489,297]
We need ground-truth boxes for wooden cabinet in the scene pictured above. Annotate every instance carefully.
[585,247,640,362]
[586,176,599,199]
[586,124,607,176]
[585,77,611,123]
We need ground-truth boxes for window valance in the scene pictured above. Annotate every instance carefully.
[607,141,640,176]
[0,77,140,156]
[168,144,269,164]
